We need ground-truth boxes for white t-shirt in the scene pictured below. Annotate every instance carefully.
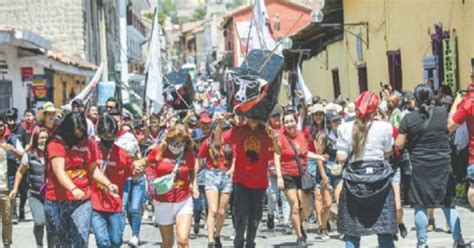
[336,120,393,162]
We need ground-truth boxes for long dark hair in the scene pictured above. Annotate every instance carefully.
[414,84,434,119]
[309,113,326,139]
[29,127,49,152]
[97,115,118,138]
[53,112,88,148]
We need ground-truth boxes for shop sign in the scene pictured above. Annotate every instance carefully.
[32,75,48,100]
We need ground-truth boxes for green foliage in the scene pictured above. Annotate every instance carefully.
[192,8,206,21]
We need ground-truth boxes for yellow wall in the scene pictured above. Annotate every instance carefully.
[302,0,474,100]
[53,72,86,106]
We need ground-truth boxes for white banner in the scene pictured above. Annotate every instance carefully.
[145,7,164,114]
[296,65,312,104]
[61,62,104,110]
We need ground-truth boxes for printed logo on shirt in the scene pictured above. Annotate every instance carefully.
[243,135,260,164]
[173,179,185,188]
[98,159,117,167]
[162,158,186,165]
[71,146,89,152]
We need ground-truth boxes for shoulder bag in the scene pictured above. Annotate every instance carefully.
[153,152,184,195]
[284,136,316,191]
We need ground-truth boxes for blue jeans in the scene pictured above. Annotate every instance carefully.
[122,176,146,237]
[44,200,92,248]
[345,234,394,248]
[29,195,51,247]
[414,207,463,245]
[91,210,125,248]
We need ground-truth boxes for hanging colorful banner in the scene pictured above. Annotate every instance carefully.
[32,75,48,100]
[443,37,457,93]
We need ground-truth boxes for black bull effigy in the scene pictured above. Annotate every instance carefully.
[226,49,284,122]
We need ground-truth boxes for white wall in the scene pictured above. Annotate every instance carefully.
[0,45,27,114]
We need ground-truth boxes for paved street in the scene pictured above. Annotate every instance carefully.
[10,204,474,247]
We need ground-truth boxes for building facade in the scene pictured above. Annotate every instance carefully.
[221,0,312,67]
[297,0,474,101]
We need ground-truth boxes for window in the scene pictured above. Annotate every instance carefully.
[387,50,403,91]
[357,65,368,93]
[0,80,12,110]
[332,68,341,99]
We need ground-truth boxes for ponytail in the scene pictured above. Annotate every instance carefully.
[352,116,369,158]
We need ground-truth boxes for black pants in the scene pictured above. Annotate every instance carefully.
[233,183,265,248]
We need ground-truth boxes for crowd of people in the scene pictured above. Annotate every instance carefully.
[0,76,473,248]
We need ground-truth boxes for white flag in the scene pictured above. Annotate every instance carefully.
[145,7,164,114]
[251,0,275,50]
[296,65,312,104]
[61,62,104,110]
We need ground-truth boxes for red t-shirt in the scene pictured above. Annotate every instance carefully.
[452,90,474,164]
[223,125,273,189]
[45,137,97,201]
[198,140,235,170]
[146,145,195,203]
[91,144,133,213]
[279,131,308,176]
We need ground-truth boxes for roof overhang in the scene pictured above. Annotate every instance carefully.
[0,29,52,53]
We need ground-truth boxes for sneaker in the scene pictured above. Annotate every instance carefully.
[398,223,408,238]
[207,242,215,248]
[296,237,307,247]
[267,214,274,230]
[282,225,293,235]
[417,245,428,248]
[320,229,330,241]
[129,236,139,247]
[453,240,472,248]
[12,217,18,225]
[194,222,200,235]
[427,219,435,232]
[215,236,222,248]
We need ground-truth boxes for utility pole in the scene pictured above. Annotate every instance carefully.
[119,0,130,103]
[98,0,109,83]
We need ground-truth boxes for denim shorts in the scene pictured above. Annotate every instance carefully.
[204,168,233,193]
[311,160,342,191]
[468,165,474,184]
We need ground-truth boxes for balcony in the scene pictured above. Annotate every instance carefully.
[127,7,146,37]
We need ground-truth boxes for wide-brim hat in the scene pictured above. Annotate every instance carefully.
[324,102,343,114]
[308,104,325,115]
[37,102,59,121]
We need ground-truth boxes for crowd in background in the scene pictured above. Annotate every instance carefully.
[0,76,473,248]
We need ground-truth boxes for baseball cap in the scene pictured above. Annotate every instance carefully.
[199,112,212,124]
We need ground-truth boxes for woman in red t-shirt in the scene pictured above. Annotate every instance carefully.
[134,124,197,248]
[199,130,234,247]
[90,115,137,247]
[274,110,310,247]
[44,112,119,248]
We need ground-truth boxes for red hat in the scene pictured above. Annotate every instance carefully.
[199,112,212,123]
[354,91,379,119]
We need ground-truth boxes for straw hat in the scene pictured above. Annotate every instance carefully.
[37,102,59,121]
